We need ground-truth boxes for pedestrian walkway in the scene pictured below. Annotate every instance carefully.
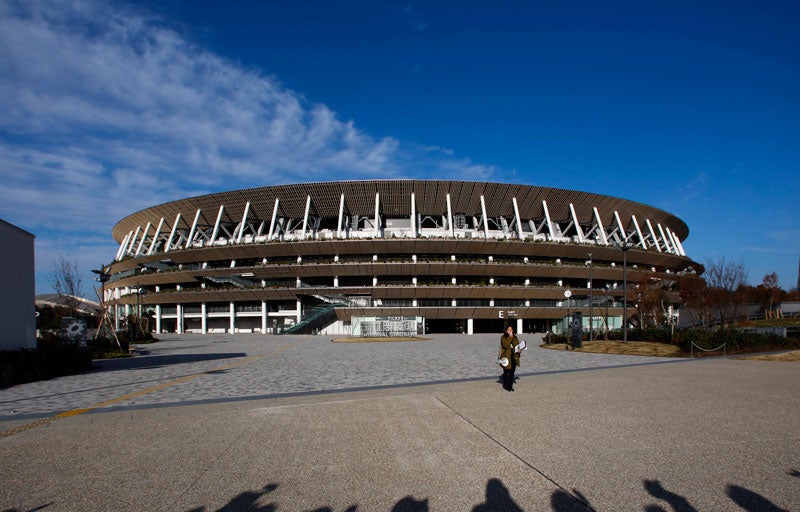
[0,334,683,419]
[1,334,798,511]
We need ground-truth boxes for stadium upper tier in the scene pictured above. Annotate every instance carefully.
[104,180,699,335]
[112,180,689,257]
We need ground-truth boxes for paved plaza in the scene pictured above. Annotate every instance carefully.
[1,334,798,511]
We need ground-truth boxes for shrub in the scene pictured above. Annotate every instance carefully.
[1,334,93,388]
[543,332,568,345]
[672,328,800,356]
[114,329,157,348]
[86,335,129,359]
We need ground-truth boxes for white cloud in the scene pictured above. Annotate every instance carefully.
[0,0,499,294]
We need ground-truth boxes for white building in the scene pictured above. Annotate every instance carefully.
[0,219,36,350]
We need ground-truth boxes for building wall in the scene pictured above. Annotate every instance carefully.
[0,219,36,350]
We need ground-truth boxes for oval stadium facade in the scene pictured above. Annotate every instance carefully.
[105,180,700,336]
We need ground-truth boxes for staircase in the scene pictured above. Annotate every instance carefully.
[280,304,337,334]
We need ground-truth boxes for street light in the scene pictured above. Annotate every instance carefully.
[564,289,572,335]
[613,241,634,342]
[586,253,593,342]
[604,283,611,340]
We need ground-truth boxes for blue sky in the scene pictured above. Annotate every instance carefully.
[1,0,798,296]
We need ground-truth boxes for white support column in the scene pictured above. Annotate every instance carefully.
[164,213,182,253]
[480,195,489,239]
[670,230,687,257]
[236,202,251,244]
[300,195,311,239]
[542,200,555,240]
[374,193,380,237]
[201,303,207,334]
[512,197,524,240]
[516,318,523,335]
[569,203,586,242]
[177,304,184,334]
[645,219,662,252]
[613,211,627,241]
[411,192,417,238]
[261,300,268,334]
[337,193,345,238]
[186,209,202,249]
[116,231,132,261]
[593,207,609,245]
[664,228,676,255]
[446,193,454,237]
[135,222,152,256]
[210,205,225,245]
[147,218,165,255]
[296,298,302,324]
[268,198,280,240]
[631,215,647,249]
[155,305,161,334]
[657,223,674,254]
[125,226,142,258]
[229,302,235,333]
[467,318,474,335]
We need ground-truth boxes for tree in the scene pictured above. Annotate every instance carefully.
[758,272,785,317]
[633,271,678,329]
[677,273,710,328]
[703,257,748,327]
[49,255,84,317]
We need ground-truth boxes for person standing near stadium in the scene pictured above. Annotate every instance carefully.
[499,325,521,391]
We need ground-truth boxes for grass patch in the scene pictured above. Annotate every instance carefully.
[737,317,800,328]
[333,336,429,343]
[541,341,687,357]
[737,350,800,362]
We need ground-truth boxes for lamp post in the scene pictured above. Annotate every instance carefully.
[587,253,593,342]
[614,241,633,342]
[604,284,611,340]
[564,289,572,336]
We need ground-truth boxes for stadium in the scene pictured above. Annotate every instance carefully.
[104,180,700,336]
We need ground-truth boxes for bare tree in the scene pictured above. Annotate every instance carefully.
[760,272,784,317]
[49,255,84,316]
[677,273,710,327]
[704,257,748,327]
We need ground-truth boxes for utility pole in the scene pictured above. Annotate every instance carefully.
[587,253,593,342]
[614,241,633,342]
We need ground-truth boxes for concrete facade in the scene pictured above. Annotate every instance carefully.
[0,219,36,350]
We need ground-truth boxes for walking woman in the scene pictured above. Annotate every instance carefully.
[499,325,521,391]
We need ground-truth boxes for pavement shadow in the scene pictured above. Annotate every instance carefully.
[550,488,595,511]
[642,478,793,512]
[643,479,697,512]
[182,479,539,512]
[726,485,790,512]
[93,352,247,372]
[180,482,433,512]
[472,478,525,511]
[186,483,278,511]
